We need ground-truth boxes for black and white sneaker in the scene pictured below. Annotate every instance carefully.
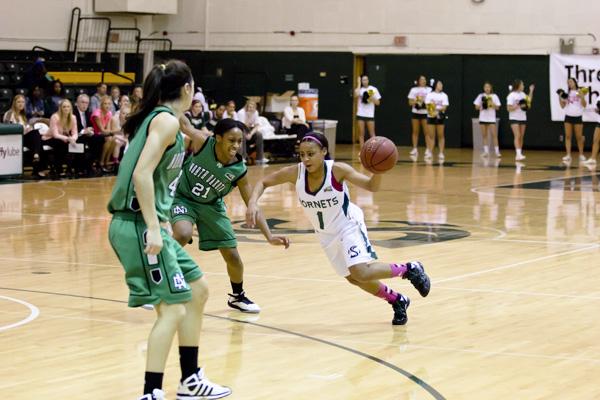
[138,389,165,400]
[404,261,431,297]
[391,294,411,326]
[227,291,261,313]
[176,367,232,399]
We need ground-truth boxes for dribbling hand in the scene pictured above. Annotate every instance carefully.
[269,236,290,249]
[144,227,163,255]
[245,205,258,228]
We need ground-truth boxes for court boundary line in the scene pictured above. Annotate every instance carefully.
[0,295,40,332]
[3,249,600,300]
[0,287,446,400]
[2,288,598,366]
[470,171,597,194]
[436,244,599,283]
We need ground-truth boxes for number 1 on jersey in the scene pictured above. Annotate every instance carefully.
[317,211,324,230]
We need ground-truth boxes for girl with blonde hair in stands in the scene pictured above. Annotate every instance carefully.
[91,95,116,172]
[3,94,44,175]
[48,99,78,177]
[109,94,131,165]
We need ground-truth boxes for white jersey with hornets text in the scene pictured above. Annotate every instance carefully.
[295,160,377,276]
[296,160,351,234]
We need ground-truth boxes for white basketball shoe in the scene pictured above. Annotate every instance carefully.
[176,368,232,399]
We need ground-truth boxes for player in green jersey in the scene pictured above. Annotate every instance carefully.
[107,60,231,400]
[173,118,290,313]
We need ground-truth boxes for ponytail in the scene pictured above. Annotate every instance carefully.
[123,60,193,140]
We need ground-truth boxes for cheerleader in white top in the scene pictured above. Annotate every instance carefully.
[424,80,449,161]
[557,78,587,163]
[583,101,600,167]
[506,79,535,161]
[246,132,431,325]
[407,75,432,158]
[354,75,381,151]
[473,82,502,157]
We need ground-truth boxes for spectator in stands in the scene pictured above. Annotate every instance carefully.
[25,85,46,121]
[185,100,211,130]
[90,82,108,114]
[238,100,268,164]
[110,85,120,113]
[48,99,78,177]
[74,94,93,134]
[73,94,98,175]
[108,94,130,166]
[283,95,309,139]
[44,79,66,117]
[3,94,43,175]
[193,87,209,111]
[223,100,238,120]
[130,85,143,113]
[206,104,226,132]
[91,95,114,172]
[23,57,53,93]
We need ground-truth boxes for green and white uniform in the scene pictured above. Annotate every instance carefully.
[171,136,247,251]
[107,106,202,307]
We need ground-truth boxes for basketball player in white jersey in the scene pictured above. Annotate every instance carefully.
[246,132,431,325]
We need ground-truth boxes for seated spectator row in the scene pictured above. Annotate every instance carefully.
[2,79,313,179]
[2,85,138,179]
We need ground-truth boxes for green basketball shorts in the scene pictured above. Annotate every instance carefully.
[108,211,203,307]
[171,196,237,251]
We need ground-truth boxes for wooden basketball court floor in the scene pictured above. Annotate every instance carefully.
[1,145,599,399]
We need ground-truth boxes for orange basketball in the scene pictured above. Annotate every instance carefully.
[359,136,398,173]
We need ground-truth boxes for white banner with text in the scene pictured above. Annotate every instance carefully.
[550,54,600,122]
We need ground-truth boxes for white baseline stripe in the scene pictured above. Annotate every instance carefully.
[436,244,600,283]
[0,295,40,332]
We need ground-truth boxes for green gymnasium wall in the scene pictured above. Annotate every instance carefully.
[158,51,592,149]
[157,50,355,143]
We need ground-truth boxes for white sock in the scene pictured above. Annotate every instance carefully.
[516,148,522,156]
[483,145,489,153]
[494,146,500,154]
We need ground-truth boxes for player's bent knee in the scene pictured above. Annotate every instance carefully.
[158,302,187,323]
[348,264,370,282]
[190,277,209,304]
[173,222,193,246]
[345,276,360,286]
[221,247,243,266]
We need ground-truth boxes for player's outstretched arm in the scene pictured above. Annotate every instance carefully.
[333,162,382,192]
[238,175,290,249]
[246,165,298,228]
[179,115,211,152]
